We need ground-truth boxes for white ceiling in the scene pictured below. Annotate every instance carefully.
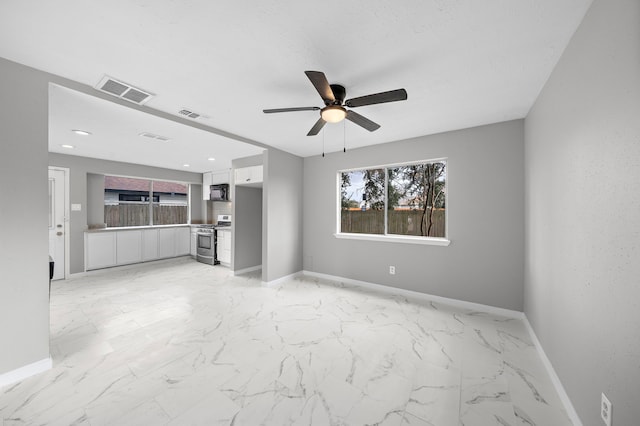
[49,84,264,173]
[0,0,592,166]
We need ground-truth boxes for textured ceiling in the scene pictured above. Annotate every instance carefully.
[0,0,593,167]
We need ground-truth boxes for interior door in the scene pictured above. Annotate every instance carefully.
[48,168,66,280]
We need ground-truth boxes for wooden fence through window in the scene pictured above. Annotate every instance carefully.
[341,209,445,237]
[105,204,187,227]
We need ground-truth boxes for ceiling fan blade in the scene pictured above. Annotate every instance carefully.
[307,117,327,136]
[346,110,381,132]
[345,88,408,108]
[305,71,335,104]
[263,106,320,114]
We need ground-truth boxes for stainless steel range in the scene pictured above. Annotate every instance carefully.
[196,215,232,265]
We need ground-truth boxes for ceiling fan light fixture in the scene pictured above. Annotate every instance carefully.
[321,105,346,123]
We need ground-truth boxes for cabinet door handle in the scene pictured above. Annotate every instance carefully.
[246,178,250,182]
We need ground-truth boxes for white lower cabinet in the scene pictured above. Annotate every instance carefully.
[116,230,142,265]
[217,229,231,265]
[175,227,190,256]
[86,226,192,271]
[85,232,116,270]
[142,229,159,261]
[190,228,197,257]
[158,228,176,259]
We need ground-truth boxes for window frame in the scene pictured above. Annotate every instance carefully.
[104,175,192,228]
[335,158,450,246]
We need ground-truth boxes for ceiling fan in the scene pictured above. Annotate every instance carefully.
[263,71,407,136]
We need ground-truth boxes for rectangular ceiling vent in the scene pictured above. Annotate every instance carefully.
[138,132,170,142]
[178,108,201,119]
[96,76,154,105]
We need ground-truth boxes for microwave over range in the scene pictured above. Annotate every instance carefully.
[210,184,229,201]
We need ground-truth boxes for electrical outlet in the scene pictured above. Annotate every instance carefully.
[389,266,396,275]
[601,393,612,426]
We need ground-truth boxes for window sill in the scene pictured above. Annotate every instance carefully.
[334,233,450,246]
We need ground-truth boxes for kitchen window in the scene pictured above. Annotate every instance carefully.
[338,159,448,245]
[104,176,189,227]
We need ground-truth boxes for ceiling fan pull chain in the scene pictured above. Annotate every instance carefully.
[322,127,325,157]
[343,120,346,153]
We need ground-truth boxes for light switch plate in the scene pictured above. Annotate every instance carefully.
[71,203,82,211]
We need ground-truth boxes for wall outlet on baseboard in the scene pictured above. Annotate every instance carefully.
[601,392,612,426]
[389,266,395,275]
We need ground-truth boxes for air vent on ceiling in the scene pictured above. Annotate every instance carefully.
[139,132,170,141]
[96,76,154,105]
[178,108,202,119]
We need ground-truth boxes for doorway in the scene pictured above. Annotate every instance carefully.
[48,167,69,280]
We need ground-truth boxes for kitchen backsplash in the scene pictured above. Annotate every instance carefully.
[207,201,232,223]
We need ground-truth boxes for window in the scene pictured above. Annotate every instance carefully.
[339,159,447,241]
[104,176,189,227]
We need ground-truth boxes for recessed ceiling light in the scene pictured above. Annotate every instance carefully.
[208,157,215,161]
[139,132,170,141]
[183,164,190,167]
[61,144,75,149]
[71,129,92,136]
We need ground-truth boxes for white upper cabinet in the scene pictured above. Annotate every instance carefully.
[203,170,230,200]
[210,171,230,185]
[202,172,212,200]
[234,165,263,187]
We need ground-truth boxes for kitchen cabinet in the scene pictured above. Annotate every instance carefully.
[85,232,116,270]
[142,229,159,261]
[116,230,142,264]
[175,227,190,256]
[202,172,212,200]
[234,165,263,187]
[203,170,231,200]
[85,226,192,271]
[158,228,176,258]
[217,229,231,265]
[190,227,198,258]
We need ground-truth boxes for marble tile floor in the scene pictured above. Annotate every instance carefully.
[1,257,572,425]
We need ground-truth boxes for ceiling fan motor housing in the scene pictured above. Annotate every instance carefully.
[328,84,346,105]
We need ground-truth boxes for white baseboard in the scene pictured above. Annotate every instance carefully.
[261,271,302,288]
[522,317,583,426]
[233,265,262,276]
[302,270,524,320]
[0,356,52,389]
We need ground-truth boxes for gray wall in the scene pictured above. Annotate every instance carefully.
[263,149,304,282]
[86,173,105,226]
[0,58,50,374]
[524,0,640,424]
[190,183,204,224]
[49,153,201,274]
[303,120,525,310]
[233,186,263,271]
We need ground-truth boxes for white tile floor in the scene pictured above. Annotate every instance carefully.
[1,257,572,425]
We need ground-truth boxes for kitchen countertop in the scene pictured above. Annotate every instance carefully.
[85,224,191,233]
